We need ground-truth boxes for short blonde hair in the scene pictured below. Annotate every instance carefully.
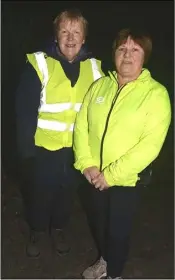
[53,8,88,38]
[112,28,152,64]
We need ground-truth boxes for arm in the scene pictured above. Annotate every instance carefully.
[103,89,171,186]
[15,62,41,159]
[73,85,97,173]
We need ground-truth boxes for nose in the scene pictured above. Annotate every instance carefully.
[67,33,74,40]
[124,49,130,57]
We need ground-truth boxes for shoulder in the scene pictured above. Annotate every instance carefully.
[141,69,169,100]
[149,76,169,100]
[89,74,112,92]
[146,76,171,114]
[86,57,102,65]
[26,51,47,61]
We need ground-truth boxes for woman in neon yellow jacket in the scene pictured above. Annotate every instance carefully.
[73,28,171,279]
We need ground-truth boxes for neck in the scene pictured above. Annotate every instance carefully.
[117,73,140,87]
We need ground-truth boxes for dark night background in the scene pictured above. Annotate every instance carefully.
[2,1,174,181]
[1,1,174,279]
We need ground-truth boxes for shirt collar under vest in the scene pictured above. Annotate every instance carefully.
[43,40,93,87]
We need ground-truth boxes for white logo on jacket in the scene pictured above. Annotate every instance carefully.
[96,96,104,103]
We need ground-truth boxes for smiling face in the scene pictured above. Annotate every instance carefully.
[115,36,145,83]
[56,19,85,62]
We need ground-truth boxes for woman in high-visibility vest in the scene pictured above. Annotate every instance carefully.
[15,8,104,258]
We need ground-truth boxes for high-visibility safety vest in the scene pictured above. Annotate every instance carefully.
[27,52,104,151]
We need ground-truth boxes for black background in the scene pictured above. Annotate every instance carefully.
[2,1,174,180]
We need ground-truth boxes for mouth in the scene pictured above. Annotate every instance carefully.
[66,44,76,48]
[123,61,132,64]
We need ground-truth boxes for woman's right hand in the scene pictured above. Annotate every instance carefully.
[83,166,101,184]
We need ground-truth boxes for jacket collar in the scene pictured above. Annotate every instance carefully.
[108,68,151,84]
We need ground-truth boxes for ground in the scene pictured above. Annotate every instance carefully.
[1,134,174,279]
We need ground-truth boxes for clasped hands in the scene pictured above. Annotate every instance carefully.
[83,166,109,191]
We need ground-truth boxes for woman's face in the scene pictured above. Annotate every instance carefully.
[115,36,145,80]
[56,19,85,62]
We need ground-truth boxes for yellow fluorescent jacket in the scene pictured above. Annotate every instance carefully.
[26,52,104,150]
[73,69,171,187]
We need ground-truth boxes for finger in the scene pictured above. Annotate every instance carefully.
[100,185,108,191]
[92,178,98,185]
[92,174,102,184]
[90,172,100,180]
[95,182,101,189]
[84,174,92,184]
[91,174,99,180]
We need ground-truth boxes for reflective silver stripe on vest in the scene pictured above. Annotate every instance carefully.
[38,102,82,113]
[34,52,83,114]
[90,58,102,81]
[37,119,74,132]
[34,52,48,106]
[34,52,102,131]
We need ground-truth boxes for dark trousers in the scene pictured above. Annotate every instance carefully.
[79,180,140,278]
[22,147,80,232]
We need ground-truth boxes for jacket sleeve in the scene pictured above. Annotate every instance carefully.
[73,85,97,173]
[103,89,171,187]
[15,62,41,159]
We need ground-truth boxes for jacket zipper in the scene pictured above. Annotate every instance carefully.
[99,84,126,172]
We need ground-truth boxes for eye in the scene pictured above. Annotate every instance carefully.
[132,48,139,52]
[118,47,125,52]
[61,30,67,34]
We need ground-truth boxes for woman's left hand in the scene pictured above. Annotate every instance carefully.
[92,173,110,191]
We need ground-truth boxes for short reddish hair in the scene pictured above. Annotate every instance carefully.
[112,28,152,64]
